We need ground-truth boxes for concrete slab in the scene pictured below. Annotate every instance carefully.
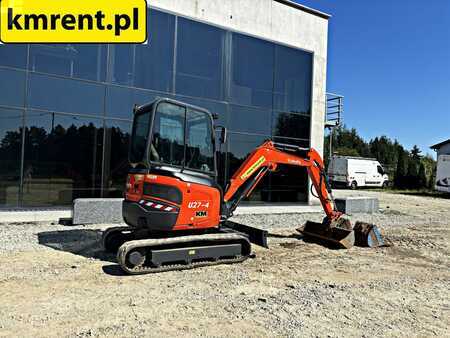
[335,197,379,214]
[73,199,323,224]
[73,198,123,225]
[0,200,324,225]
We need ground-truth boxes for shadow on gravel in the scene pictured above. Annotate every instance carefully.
[268,233,303,240]
[102,264,128,276]
[268,232,348,250]
[37,229,116,263]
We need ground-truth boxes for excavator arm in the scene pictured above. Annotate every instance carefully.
[223,140,342,221]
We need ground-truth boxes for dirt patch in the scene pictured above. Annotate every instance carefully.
[0,190,449,337]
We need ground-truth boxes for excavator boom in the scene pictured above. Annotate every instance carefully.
[223,140,340,220]
[221,140,355,249]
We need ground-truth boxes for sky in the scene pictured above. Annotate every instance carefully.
[297,0,450,157]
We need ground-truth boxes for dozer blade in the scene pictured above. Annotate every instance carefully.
[297,221,355,249]
[353,222,385,247]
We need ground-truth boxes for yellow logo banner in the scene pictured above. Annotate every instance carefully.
[240,156,266,180]
[0,0,147,43]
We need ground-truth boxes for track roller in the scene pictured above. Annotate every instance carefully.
[117,233,251,275]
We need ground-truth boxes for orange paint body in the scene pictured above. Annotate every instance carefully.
[126,173,221,231]
[124,140,340,232]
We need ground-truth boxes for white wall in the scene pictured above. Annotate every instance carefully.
[436,143,450,158]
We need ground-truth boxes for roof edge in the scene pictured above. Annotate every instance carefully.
[273,0,331,20]
[430,139,450,150]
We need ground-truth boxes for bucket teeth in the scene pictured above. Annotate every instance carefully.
[353,222,385,248]
[297,220,386,249]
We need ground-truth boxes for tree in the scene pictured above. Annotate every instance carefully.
[395,149,407,188]
[418,163,427,189]
[406,157,419,189]
[422,155,437,189]
[333,146,360,157]
[405,145,424,189]
[411,145,422,161]
[324,126,436,190]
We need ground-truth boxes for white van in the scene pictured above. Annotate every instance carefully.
[328,156,389,189]
[436,155,450,193]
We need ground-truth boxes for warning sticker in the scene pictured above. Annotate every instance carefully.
[240,156,266,180]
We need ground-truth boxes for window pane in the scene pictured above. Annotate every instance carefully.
[28,73,105,116]
[186,109,214,172]
[273,112,310,140]
[151,102,185,166]
[0,45,27,69]
[228,104,271,135]
[105,86,164,119]
[231,34,274,108]
[23,111,103,206]
[272,137,309,148]
[129,108,151,164]
[274,45,312,114]
[111,9,175,92]
[0,108,23,207]
[29,44,107,82]
[103,119,131,198]
[176,18,225,100]
[227,133,270,203]
[173,95,227,127]
[0,68,26,107]
[269,137,309,203]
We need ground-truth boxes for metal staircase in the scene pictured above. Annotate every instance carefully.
[325,92,343,128]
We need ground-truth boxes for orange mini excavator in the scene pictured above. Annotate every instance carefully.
[103,98,384,275]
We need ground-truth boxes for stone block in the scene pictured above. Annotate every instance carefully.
[73,198,124,225]
[335,197,379,214]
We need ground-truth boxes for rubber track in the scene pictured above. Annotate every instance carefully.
[117,233,250,275]
[102,226,133,252]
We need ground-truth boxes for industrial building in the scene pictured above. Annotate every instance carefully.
[0,0,330,209]
[431,139,450,193]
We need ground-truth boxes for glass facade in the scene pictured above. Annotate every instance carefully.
[0,8,312,208]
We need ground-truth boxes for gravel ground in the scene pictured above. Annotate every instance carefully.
[0,190,449,337]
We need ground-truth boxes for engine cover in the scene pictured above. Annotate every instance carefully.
[124,172,221,231]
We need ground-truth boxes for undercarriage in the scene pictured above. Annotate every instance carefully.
[103,221,268,275]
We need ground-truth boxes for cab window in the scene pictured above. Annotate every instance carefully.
[149,102,215,174]
[150,102,185,166]
[185,108,214,172]
[129,108,151,164]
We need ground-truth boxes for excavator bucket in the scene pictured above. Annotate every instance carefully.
[297,221,355,249]
[353,222,385,247]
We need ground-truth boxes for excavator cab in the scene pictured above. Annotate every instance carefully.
[123,98,225,233]
[129,98,217,178]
